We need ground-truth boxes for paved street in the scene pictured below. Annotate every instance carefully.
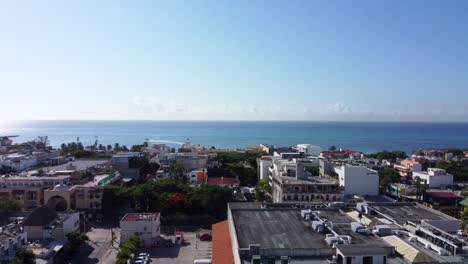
[72,227,119,264]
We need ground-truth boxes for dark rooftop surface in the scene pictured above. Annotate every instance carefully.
[370,203,453,225]
[232,209,329,249]
[230,206,381,250]
[336,244,388,255]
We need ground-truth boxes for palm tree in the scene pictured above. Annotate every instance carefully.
[414,177,425,200]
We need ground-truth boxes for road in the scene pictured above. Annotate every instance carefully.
[72,228,119,264]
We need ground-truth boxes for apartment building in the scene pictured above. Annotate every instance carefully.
[269,158,342,202]
[336,165,379,196]
[0,175,71,210]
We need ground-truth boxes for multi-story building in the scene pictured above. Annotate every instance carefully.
[394,159,422,181]
[156,153,208,171]
[120,213,160,248]
[0,175,71,210]
[412,168,454,189]
[269,158,342,202]
[296,144,322,156]
[0,221,27,264]
[112,152,146,181]
[336,165,379,196]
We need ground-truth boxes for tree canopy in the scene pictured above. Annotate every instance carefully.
[367,150,407,162]
[11,249,35,264]
[102,178,233,220]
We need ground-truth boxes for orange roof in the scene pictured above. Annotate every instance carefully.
[197,171,208,184]
[212,220,234,264]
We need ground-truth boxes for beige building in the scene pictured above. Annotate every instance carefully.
[0,175,70,210]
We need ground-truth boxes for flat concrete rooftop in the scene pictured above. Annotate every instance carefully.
[230,204,382,250]
[232,209,329,249]
[370,203,453,225]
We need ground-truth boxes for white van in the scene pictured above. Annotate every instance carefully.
[193,259,212,264]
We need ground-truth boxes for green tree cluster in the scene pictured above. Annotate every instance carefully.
[436,161,468,182]
[64,232,89,254]
[367,150,407,162]
[0,199,21,212]
[255,179,272,202]
[116,238,140,264]
[131,142,149,152]
[379,168,401,193]
[102,178,232,220]
[11,249,35,264]
[217,152,265,186]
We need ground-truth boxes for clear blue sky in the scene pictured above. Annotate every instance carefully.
[1,0,467,121]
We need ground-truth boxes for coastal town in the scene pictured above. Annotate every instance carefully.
[1,135,468,263]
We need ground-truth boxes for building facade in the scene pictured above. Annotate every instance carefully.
[120,213,161,248]
[336,165,379,196]
[412,168,454,189]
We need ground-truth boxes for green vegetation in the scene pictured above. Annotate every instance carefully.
[217,152,265,187]
[102,178,232,219]
[306,166,320,176]
[461,208,468,230]
[169,163,186,182]
[0,199,21,212]
[379,168,400,193]
[255,179,272,202]
[367,150,407,162]
[436,161,468,182]
[64,232,89,254]
[131,142,149,152]
[116,238,139,264]
[11,249,35,264]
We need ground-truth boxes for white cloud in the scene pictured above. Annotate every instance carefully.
[332,102,352,114]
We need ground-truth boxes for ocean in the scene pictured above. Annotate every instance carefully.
[2,120,468,154]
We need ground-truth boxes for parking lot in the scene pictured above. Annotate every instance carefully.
[147,231,212,264]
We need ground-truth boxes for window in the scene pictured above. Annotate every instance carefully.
[363,256,373,264]
[346,257,352,264]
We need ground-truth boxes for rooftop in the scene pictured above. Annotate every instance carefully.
[425,191,462,199]
[207,176,239,186]
[212,220,234,264]
[231,208,329,249]
[278,176,338,185]
[336,244,388,255]
[43,159,109,172]
[121,213,160,222]
[369,203,454,225]
[112,152,143,158]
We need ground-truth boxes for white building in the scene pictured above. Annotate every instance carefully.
[257,156,280,181]
[268,158,342,202]
[296,144,322,156]
[0,154,38,171]
[412,168,453,189]
[120,213,160,248]
[336,165,379,196]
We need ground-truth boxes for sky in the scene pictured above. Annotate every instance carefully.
[0,0,467,122]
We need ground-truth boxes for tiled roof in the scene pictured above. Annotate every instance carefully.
[212,220,234,264]
[426,192,461,199]
[207,177,239,186]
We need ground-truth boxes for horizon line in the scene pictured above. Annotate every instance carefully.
[4,119,468,124]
